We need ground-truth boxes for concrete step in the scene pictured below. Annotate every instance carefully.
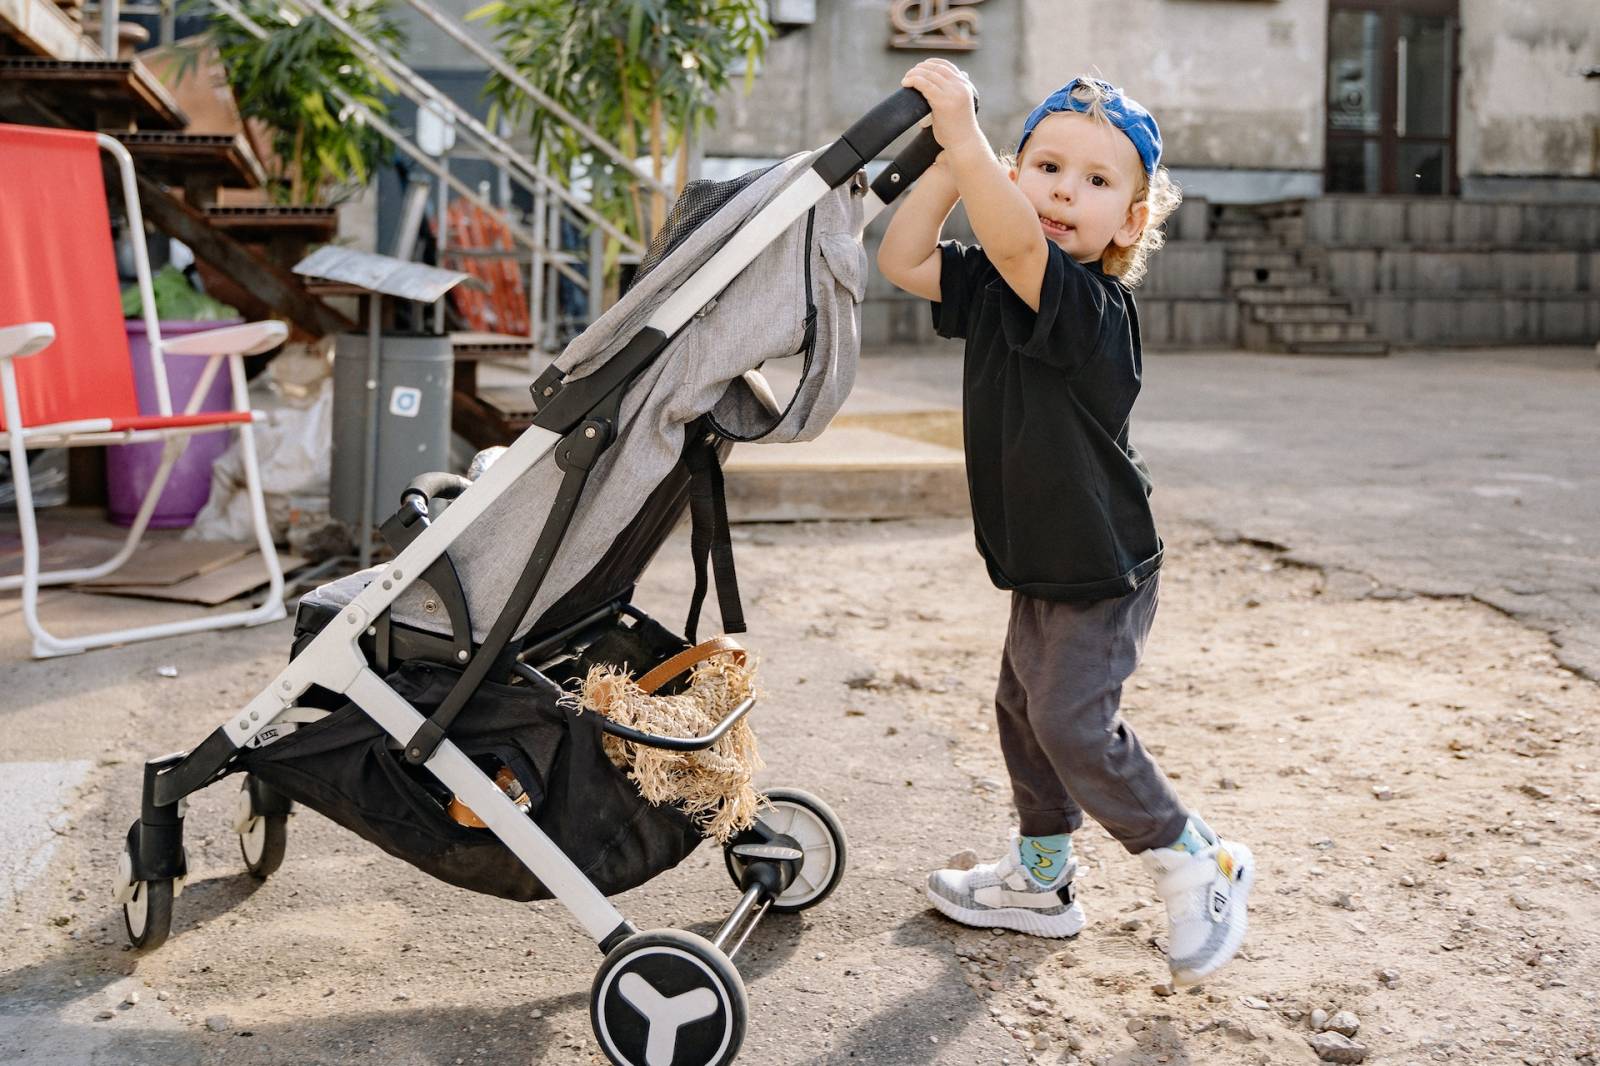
[1270,319,1374,344]
[1212,222,1268,240]
[1249,303,1358,324]
[1267,216,1307,240]
[1283,339,1390,356]
[1228,250,1301,271]
[724,412,967,522]
[1229,265,1319,288]
[1235,285,1347,304]
[1217,238,1290,252]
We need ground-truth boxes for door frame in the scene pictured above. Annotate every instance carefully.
[1325,0,1461,195]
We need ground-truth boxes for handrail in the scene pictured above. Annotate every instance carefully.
[398,0,671,200]
[208,0,591,294]
[283,0,645,255]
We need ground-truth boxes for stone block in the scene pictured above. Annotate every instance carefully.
[1412,299,1459,341]
[1500,298,1530,342]
[1352,201,1407,246]
[1461,296,1501,339]
[1169,300,1236,347]
[1144,243,1225,297]
[1167,197,1209,243]
[1451,202,1496,245]
[1497,252,1578,293]
[1371,298,1410,344]
[1139,298,1172,346]
[1491,204,1523,245]
[1326,249,1377,292]
[861,297,935,348]
[1405,201,1453,244]
[1537,299,1590,341]
[1300,199,1337,244]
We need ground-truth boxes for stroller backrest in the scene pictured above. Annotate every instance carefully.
[372,152,866,645]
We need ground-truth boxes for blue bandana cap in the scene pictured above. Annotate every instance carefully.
[1018,77,1162,176]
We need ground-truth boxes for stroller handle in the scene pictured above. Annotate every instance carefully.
[869,127,943,207]
[814,87,932,187]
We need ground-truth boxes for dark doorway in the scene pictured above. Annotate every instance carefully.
[1326,0,1459,195]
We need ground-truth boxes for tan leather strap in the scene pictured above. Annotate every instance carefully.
[636,635,747,695]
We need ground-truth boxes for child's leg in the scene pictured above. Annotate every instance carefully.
[994,596,1083,841]
[920,601,1090,939]
[1012,575,1255,983]
[1008,578,1187,854]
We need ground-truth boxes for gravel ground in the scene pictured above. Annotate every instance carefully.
[3,516,1597,1065]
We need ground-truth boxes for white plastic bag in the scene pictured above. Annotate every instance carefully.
[185,376,333,543]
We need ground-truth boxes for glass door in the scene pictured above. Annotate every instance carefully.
[1326,0,1458,195]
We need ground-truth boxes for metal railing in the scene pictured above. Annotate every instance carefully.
[199,0,670,350]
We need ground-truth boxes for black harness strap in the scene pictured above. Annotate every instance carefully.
[403,406,616,766]
[683,432,745,643]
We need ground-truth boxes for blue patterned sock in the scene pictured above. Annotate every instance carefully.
[1017,833,1073,886]
[1163,818,1213,855]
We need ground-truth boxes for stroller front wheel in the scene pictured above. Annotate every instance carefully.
[724,787,847,913]
[122,877,173,951]
[590,928,746,1066]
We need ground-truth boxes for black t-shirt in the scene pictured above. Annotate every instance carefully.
[932,239,1162,601]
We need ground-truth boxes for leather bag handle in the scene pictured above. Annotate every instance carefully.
[635,635,747,695]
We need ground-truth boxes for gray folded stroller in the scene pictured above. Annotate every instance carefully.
[111,90,942,1066]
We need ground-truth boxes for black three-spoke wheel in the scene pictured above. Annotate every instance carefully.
[590,928,747,1066]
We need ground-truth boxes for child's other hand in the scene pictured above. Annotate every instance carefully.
[901,59,982,156]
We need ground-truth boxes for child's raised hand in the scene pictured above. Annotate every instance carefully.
[901,59,982,156]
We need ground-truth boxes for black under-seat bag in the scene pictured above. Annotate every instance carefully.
[239,660,703,902]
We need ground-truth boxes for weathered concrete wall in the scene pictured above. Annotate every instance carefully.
[1018,0,1327,174]
[704,0,1032,158]
[1458,0,1600,181]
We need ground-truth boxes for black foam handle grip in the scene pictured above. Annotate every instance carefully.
[869,127,944,205]
[840,87,932,164]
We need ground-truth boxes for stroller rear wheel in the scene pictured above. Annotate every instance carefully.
[724,788,847,913]
[233,777,288,879]
[590,928,746,1066]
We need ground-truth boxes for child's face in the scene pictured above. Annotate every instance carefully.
[1010,111,1150,264]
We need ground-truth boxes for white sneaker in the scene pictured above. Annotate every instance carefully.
[926,833,1086,938]
[1140,817,1255,985]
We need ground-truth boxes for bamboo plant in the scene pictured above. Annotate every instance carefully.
[204,0,405,204]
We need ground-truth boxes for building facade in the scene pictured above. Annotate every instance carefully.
[704,0,1599,205]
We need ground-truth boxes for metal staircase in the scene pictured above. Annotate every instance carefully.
[208,0,672,351]
[3,0,666,350]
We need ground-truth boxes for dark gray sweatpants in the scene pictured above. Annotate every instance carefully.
[994,574,1188,854]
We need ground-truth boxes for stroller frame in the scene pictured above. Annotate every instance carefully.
[113,90,945,1066]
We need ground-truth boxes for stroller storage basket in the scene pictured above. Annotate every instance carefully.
[240,657,703,902]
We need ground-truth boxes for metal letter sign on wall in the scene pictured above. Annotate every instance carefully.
[889,0,986,51]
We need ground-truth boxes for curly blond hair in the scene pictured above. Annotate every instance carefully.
[1015,77,1182,289]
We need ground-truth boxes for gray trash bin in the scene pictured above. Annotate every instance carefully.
[330,332,455,528]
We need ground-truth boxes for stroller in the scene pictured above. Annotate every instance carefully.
[112,90,942,1066]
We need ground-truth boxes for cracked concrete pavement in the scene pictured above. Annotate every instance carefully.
[853,345,1600,679]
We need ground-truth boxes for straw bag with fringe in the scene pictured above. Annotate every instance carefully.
[575,636,763,843]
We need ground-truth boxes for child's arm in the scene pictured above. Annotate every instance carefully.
[875,160,960,302]
[901,59,1049,311]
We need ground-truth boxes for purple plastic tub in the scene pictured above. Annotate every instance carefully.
[106,319,241,529]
